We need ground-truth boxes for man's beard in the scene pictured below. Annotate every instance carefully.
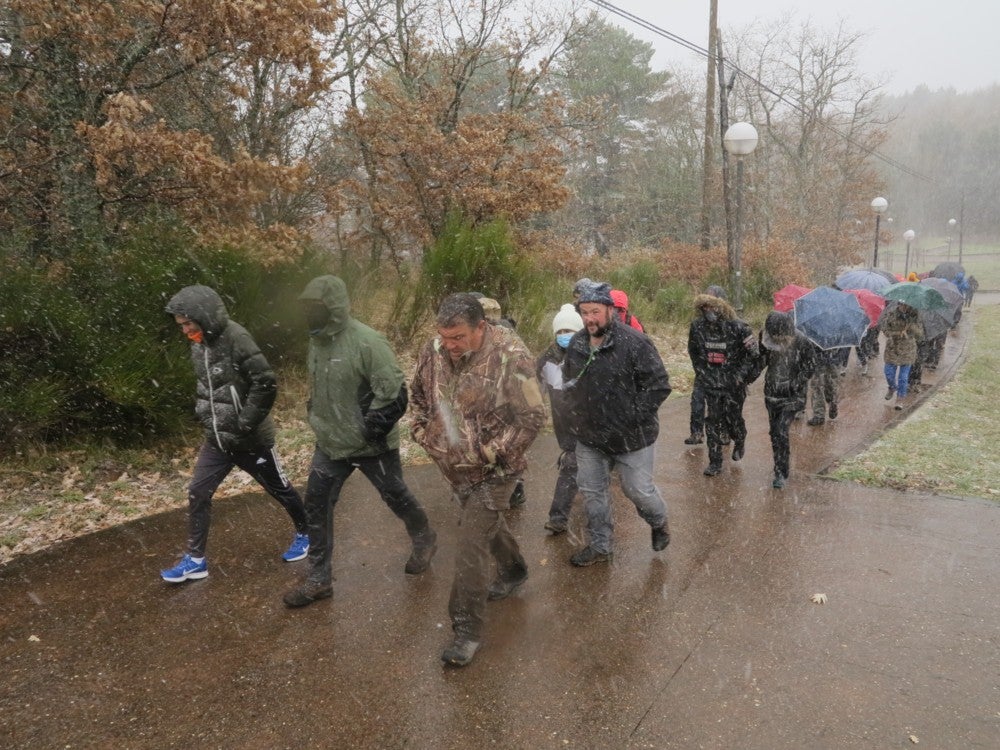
[588,321,609,337]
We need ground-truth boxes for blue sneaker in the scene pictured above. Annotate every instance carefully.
[282,533,310,562]
[161,554,208,583]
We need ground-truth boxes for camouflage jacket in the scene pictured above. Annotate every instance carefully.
[410,324,545,490]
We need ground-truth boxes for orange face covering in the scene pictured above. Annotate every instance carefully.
[186,330,204,344]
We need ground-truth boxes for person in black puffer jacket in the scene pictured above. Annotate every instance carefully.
[758,311,817,489]
[159,285,309,584]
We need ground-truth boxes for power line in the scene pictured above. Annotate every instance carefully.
[586,0,934,184]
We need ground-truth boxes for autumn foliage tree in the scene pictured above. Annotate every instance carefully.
[0,0,340,263]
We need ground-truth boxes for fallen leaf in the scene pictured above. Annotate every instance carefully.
[810,593,828,605]
[28,634,40,642]
[909,734,919,744]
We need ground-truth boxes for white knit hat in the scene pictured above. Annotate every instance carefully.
[552,303,584,334]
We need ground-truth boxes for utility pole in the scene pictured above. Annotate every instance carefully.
[959,190,965,264]
[717,34,734,275]
[699,0,719,250]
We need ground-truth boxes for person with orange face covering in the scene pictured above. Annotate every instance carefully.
[159,285,309,584]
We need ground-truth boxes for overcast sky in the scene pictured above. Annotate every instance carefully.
[594,0,1000,94]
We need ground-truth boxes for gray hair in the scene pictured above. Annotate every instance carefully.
[436,293,485,328]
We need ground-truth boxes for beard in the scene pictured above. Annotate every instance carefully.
[587,321,609,338]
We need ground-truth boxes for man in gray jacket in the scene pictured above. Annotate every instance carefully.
[160,285,310,584]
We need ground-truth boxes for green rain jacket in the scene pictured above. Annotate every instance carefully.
[299,275,408,460]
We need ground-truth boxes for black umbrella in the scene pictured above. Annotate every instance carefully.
[930,262,965,280]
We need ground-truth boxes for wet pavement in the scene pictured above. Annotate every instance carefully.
[3,311,999,748]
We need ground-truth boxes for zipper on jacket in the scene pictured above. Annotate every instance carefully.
[205,347,223,450]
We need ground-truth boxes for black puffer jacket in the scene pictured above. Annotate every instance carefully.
[687,294,758,391]
[166,285,276,453]
[562,319,671,454]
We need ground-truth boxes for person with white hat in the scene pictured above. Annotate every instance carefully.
[536,303,585,534]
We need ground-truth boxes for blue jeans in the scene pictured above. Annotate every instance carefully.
[575,442,667,554]
[884,363,912,398]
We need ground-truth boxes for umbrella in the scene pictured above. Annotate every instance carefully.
[920,277,964,308]
[930,262,965,281]
[918,278,964,337]
[773,283,811,312]
[792,286,870,350]
[881,299,955,340]
[834,268,892,292]
[881,281,950,311]
[845,288,886,325]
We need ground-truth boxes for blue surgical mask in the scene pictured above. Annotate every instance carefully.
[556,333,574,349]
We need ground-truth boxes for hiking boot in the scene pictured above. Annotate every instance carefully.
[772,473,786,489]
[703,463,722,477]
[860,363,869,376]
[807,416,825,426]
[731,442,745,462]
[828,403,838,420]
[441,636,481,667]
[651,522,671,552]
[570,546,613,567]
[544,519,567,535]
[160,554,208,583]
[283,579,333,608]
[405,530,438,575]
[509,480,527,507]
[683,433,704,445]
[894,395,907,411]
[282,533,310,562]
[884,387,895,400]
[487,571,528,601]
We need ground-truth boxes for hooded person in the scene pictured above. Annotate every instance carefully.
[685,284,729,445]
[686,293,759,476]
[879,301,923,411]
[561,282,672,566]
[610,289,645,333]
[536,303,585,534]
[757,311,817,488]
[159,285,310,584]
[282,275,437,608]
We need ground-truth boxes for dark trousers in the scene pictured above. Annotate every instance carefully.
[304,446,430,584]
[450,478,525,640]
[856,328,880,365]
[705,387,747,465]
[186,441,307,558]
[689,381,707,437]
[765,398,799,479]
[546,450,578,525]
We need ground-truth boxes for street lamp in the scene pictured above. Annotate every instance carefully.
[871,197,888,267]
[723,122,759,312]
[903,229,915,277]
[947,218,957,260]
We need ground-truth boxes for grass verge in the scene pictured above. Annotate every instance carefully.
[828,302,1000,499]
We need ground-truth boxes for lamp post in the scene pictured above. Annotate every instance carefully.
[723,122,759,313]
[947,218,956,259]
[871,197,888,267]
[903,229,915,277]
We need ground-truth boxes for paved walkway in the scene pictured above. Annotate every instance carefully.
[1,311,997,749]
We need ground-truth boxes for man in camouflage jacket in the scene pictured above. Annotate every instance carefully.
[410,293,545,667]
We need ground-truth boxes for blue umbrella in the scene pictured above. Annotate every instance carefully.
[834,268,893,292]
[793,286,870,350]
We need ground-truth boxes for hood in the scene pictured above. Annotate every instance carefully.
[610,289,630,310]
[165,285,229,341]
[299,275,352,336]
[693,293,736,321]
[762,310,795,351]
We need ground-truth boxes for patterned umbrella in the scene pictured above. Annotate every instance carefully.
[773,284,811,312]
[834,268,892,292]
[793,287,870,350]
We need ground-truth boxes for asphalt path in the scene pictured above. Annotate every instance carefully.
[2,309,997,749]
